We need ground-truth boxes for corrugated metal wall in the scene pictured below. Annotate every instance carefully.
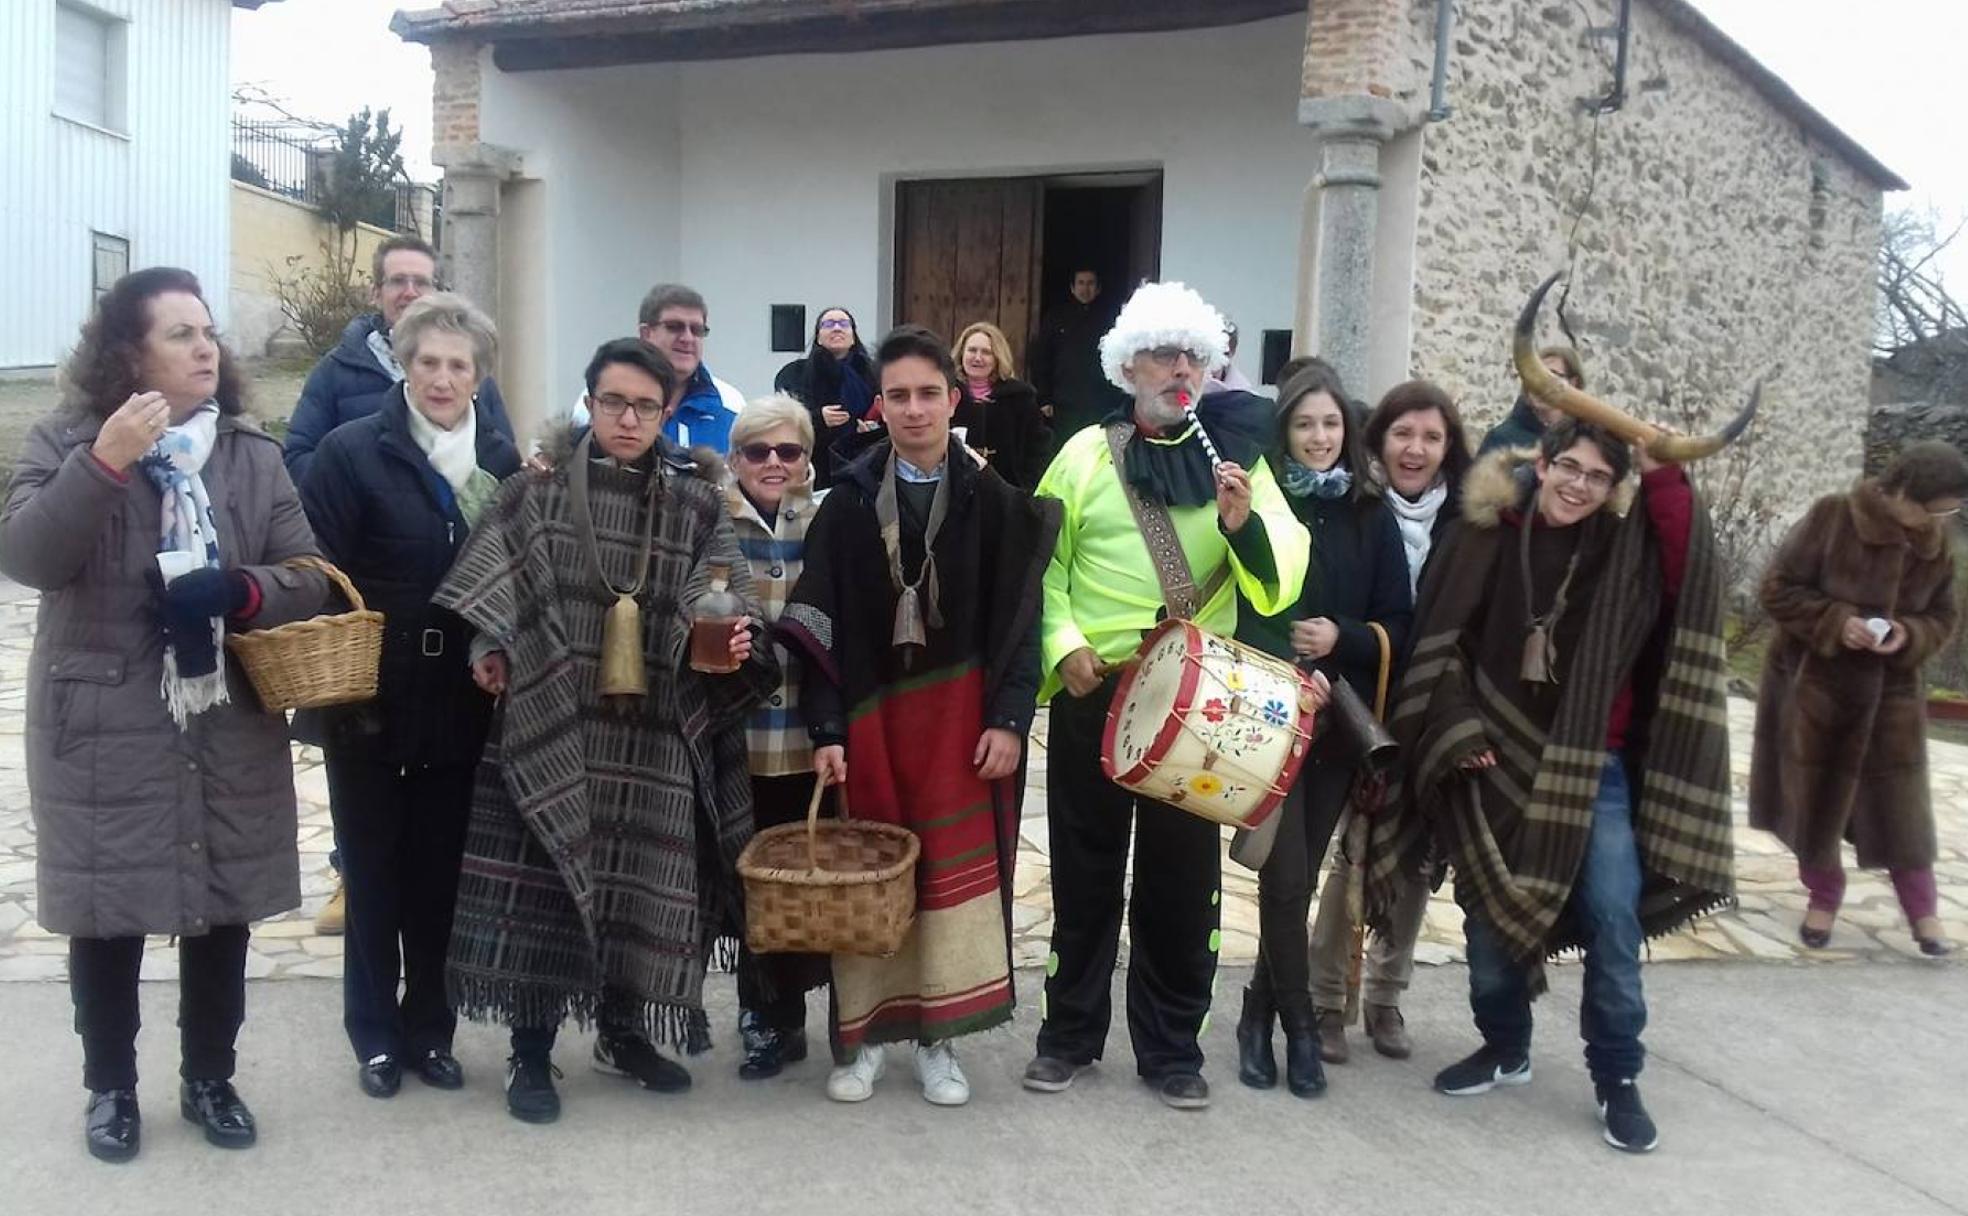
[1,0,233,369]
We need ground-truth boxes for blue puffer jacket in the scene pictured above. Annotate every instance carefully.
[282,313,515,485]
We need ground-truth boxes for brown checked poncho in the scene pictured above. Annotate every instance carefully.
[433,432,777,1047]
[1362,450,1735,988]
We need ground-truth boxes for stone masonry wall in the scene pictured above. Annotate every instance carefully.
[1378,0,1883,530]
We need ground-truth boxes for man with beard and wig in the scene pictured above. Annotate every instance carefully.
[1023,281,1314,1111]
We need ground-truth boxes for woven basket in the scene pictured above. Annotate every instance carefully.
[226,556,384,712]
[737,776,918,957]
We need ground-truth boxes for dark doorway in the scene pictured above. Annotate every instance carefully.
[1037,175,1162,321]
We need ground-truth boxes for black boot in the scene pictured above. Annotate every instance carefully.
[1277,997,1328,1099]
[737,1009,808,1081]
[1235,986,1277,1090]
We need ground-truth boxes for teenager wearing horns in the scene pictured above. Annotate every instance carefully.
[1023,282,1315,1110]
[1362,346,1740,1153]
[779,325,1058,1107]
[434,337,776,1124]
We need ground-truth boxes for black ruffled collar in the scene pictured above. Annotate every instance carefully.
[1108,389,1273,507]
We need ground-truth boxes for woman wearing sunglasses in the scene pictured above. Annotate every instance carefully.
[722,394,835,1078]
[774,308,879,489]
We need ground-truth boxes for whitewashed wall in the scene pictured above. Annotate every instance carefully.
[476,15,1321,414]
[0,0,234,370]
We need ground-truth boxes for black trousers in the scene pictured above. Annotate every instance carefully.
[69,925,250,1091]
[735,772,834,1031]
[1037,678,1222,1079]
[324,750,475,1062]
[1250,743,1355,1009]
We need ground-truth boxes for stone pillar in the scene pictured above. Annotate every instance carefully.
[1294,96,1410,397]
[431,142,520,322]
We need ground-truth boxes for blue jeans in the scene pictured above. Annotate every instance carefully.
[1464,753,1647,1085]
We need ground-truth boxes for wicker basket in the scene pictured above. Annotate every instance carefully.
[226,556,384,712]
[737,777,918,957]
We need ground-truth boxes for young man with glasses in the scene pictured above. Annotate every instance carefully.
[1364,414,1732,1155]
[1023,282,1313,1111]
[283,233,516,936]
[565,284,746,454]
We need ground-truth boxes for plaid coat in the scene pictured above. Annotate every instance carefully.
[726,475,827,777]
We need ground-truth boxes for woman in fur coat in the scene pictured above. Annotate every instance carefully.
[1749,441,1968,956]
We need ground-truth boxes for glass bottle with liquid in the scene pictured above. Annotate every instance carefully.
[688,562,745,674]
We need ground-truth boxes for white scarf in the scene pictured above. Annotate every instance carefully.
[138,403,227,726]
[406,396,481,495]
[1384,478,1449,595]
[367,326,407,383]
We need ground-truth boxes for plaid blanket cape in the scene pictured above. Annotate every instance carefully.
[1362,456,1735,988]
[433,440,777,1047]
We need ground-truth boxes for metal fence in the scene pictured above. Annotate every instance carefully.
[230,119,436,237]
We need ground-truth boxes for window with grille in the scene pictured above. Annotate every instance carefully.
[54,3,127,133]
[91,232,129,304]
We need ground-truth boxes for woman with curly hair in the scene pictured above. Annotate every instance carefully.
[0,267,330,1163]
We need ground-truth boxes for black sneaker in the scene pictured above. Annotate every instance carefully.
[593,1032,692,1093]
[1597,1078,1659,1153]
[505,1054,562,1124]
[1433,1045,1532,1096]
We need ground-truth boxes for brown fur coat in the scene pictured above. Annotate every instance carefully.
[1749,480,1959,870]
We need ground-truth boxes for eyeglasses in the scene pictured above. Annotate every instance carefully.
[381,274,436,292]
[657,319,711,338]
[739,443,808,464]
[1142,346,1203,368]
[1548,456,1615,493]
[589,392,665,420]
[817,319,854,332]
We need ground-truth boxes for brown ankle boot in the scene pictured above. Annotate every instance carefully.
[1364,1003,1412,1059]
[1313,1007,1349,1064]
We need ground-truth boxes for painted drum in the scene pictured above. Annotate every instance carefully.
[1101,618,1319,830]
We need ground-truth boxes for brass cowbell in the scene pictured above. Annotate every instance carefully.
[597,591,648,698]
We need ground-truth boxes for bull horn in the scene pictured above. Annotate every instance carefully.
[1513,273,1760,463]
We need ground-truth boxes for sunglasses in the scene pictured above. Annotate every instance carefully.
[658,319,711,338]
[817,318,854,332]
[739,443,808,464]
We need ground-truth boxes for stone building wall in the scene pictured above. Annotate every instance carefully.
[1377,0,1884,525]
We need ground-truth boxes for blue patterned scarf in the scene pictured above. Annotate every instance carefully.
[139,403,227,726]
[1281,458,1352,500]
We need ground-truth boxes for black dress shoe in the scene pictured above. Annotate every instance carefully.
[412,1049,465,1090]
[180,1079,256,1149]
[358,1054,402,1099]
[737,1010,807,1081]
[85,1089,140,1163]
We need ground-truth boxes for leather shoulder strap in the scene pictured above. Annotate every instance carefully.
[1104,421,1227,620]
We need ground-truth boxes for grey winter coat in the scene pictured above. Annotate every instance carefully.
[0,411,330,938]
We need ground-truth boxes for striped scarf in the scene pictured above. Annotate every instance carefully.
[1362,474,1735,989]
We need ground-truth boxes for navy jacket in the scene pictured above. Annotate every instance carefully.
[283,313,514,485]
[1237,489,1413,709]
[1477,396,1546,457]
[295,384,522,766]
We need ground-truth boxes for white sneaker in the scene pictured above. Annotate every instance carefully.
[914,1041,971,1107]
[825,1045,885,1103]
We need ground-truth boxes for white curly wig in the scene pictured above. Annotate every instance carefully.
[1097,281,1230,391]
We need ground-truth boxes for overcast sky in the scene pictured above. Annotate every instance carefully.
[232,0,1967,292]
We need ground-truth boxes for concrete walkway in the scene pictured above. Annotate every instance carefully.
[2,964,1965,1215]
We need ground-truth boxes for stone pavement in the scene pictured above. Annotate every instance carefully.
[1,572,1965,983]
